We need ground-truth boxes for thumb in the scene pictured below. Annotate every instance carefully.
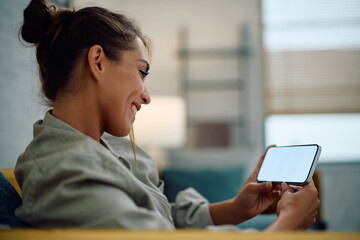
[280,182,294,197]
[249,181,273,193]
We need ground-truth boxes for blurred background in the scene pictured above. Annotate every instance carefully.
[0,0,359,231]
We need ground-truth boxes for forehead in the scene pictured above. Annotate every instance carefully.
[129,37,149,61]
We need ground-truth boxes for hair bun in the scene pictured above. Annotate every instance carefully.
[21,0,53,44]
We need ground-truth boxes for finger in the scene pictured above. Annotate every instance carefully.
[254,145,276,174]
[271,190,281,199]
[302,180,319,197]
[248,181,273,193]
[289,185,304,192]
[273,182,282,191]
[303,180,316,191]
[280,182,294,196]
[316,198,321,210]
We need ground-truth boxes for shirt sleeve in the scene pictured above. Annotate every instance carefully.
[170,187,214,228]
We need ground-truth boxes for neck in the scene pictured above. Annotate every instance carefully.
[52,91,103,142]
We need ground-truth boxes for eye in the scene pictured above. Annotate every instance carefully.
[139,70,149,78]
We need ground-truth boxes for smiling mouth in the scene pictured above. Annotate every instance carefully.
[131,104,138,116]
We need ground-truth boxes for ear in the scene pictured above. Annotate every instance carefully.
[87,45,105,82]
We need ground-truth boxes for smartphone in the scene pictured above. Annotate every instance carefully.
[257,144,322,184]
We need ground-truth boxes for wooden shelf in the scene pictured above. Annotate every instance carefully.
[185,79,245,91]
[178,26,252,148]
[187,117,246,127]
[179,47,250,58]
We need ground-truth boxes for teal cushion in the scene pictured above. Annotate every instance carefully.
[237,214,277,230]
[162,167,282,230]
[162,166,245,203]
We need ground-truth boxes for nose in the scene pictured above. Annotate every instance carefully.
[141,87,151,105]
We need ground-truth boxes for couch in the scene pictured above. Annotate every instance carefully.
[0,168,357,240]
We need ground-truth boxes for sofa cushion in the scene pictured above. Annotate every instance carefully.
[162,166,245,203]
[0,172,28,227]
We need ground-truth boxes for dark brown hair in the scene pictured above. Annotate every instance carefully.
[20,0,149,105]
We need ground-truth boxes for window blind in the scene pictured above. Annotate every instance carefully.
[263,0,360,114]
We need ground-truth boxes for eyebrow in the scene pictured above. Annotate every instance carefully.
[137,59,150,72]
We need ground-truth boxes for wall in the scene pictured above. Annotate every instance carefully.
[0,0,47,169]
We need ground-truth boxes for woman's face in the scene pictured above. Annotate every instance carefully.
[100,37,151,137]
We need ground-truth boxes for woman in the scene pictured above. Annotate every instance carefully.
[15,0,319,230]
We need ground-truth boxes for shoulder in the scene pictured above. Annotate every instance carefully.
[15,114,132,191]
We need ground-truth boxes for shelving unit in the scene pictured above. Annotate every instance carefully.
[178,25,252,148]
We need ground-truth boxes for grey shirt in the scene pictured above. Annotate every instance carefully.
[15,111,214,229]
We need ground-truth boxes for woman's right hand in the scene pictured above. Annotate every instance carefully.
[265,180,320,231]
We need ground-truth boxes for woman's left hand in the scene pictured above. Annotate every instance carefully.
[209,145,279,225]
[230,145,279,223]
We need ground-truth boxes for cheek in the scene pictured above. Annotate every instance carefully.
[108,82,137,118]
[115,70,143,93]
[103,69,143,117]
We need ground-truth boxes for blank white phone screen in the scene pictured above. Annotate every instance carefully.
[257,145,318,183]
